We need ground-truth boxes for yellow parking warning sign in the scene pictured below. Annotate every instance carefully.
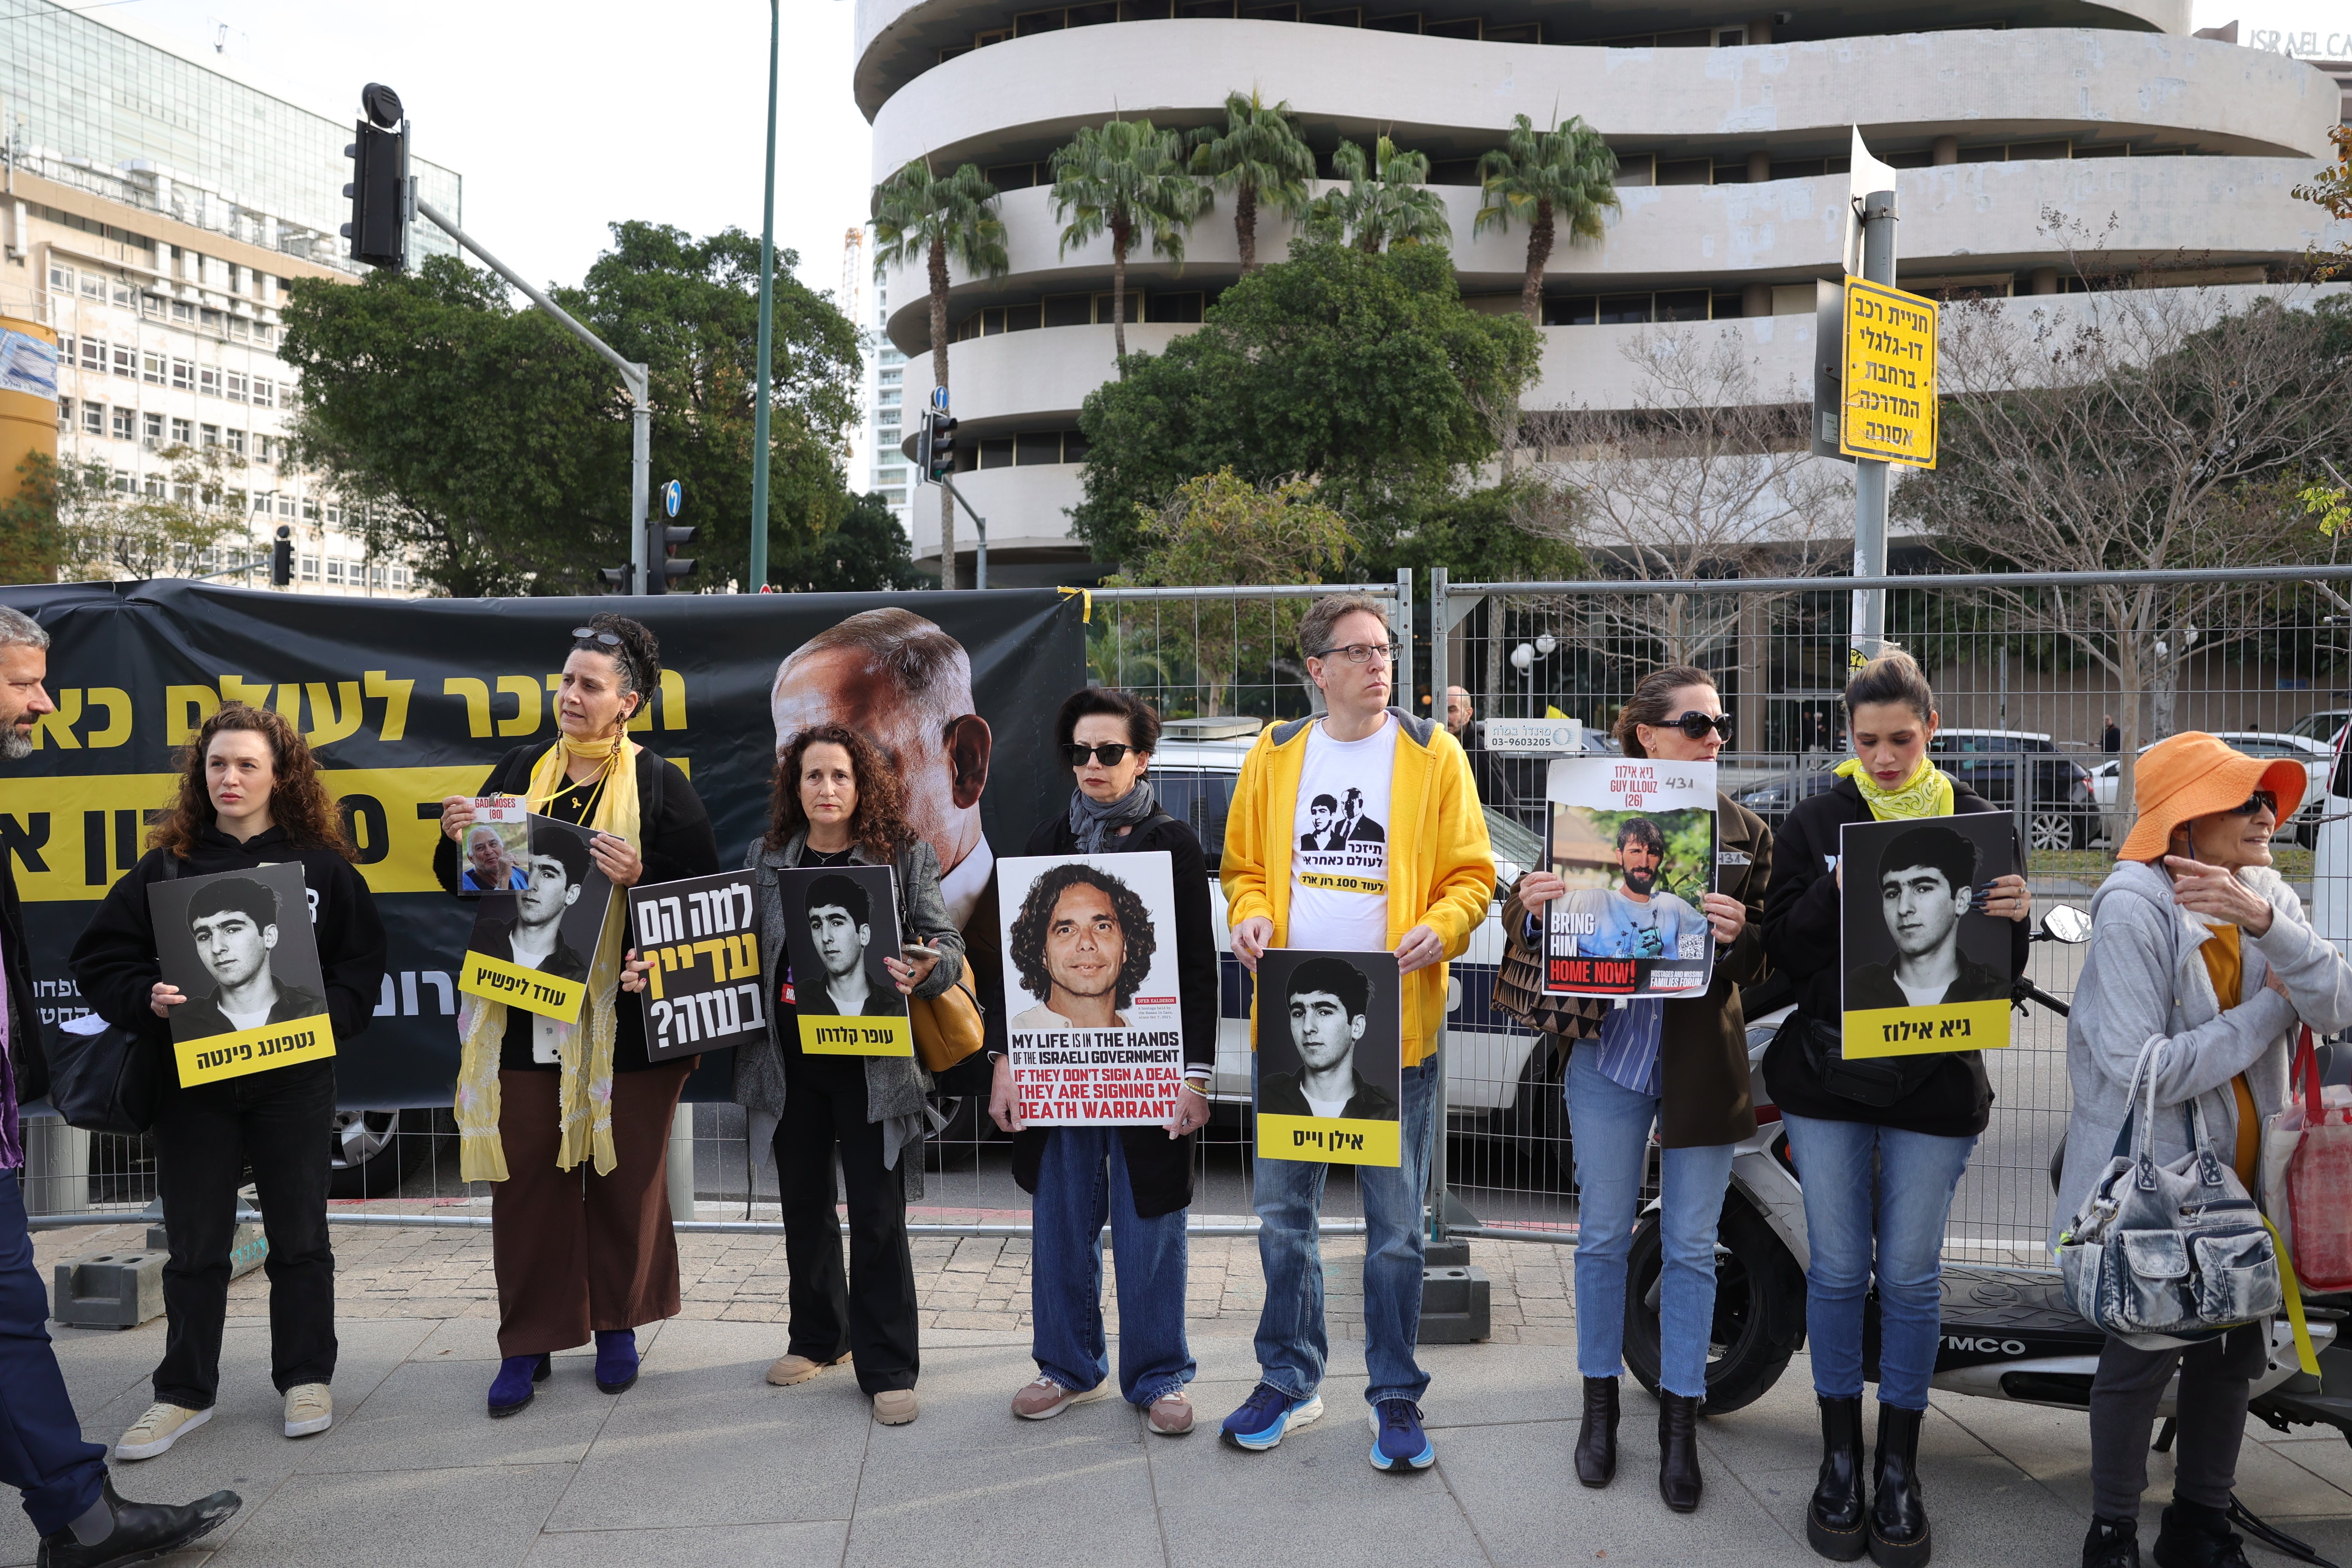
[1840,277,1938,468]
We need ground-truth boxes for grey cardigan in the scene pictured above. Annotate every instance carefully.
[729,831,966,1194]
[2050,858,2352,1251]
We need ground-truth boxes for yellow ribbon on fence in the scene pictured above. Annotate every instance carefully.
[1056,585,1093,623]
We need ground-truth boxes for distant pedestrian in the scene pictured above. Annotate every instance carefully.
[2101,714,2121,755]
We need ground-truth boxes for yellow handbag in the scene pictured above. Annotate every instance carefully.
[909,975,986,1074]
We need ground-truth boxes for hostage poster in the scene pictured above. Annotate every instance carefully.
[1540,756,1717,998]
[456,813,612,1024]
[1253,947,1403,1167]
[998,851,1185,1126]
[149,861,335,1087]
[1839,812,2017,1059]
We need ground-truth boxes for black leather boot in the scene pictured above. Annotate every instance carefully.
[2150,1500,2251,1568]
[1574,1375,1619,1488]
[1657,1390,1703,1513]
[2084,1516,2143,1568]
[37,1476,241,1568]
[1806,1395,1868,1562]
[1867,1403,1931,1568]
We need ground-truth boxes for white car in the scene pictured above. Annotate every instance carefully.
[2088,732,2331,845]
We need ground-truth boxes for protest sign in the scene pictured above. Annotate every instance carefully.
[1839,812,2018,1058]
[1540,756,1717,998]
[456,814,610,1023]
[456,799,529,895]
[148,861,334,1086]
[628,870,766,1063]
[1253,947,1402,1167]
[778,863,912,1057]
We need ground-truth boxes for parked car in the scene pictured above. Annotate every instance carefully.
[2088,731,2331,847]
[1730,764,1841,830]
[2289,709,2349,746]
[1926,729,2100,851]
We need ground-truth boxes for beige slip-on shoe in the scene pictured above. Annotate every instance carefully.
[766,1351,851,1387]
[283,1383,333,1438]
[116,1403,210,1461]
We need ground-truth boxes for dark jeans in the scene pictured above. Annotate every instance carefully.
[2089,1322,2267,1521]
[776,1053,919,1394]
[0,1169,108,1536]
[150,1059,338,1409]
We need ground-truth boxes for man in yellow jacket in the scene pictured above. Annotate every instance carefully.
[1216,593,1494,1471]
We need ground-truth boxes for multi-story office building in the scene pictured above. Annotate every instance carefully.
[0,0,461,593]
[869,285,913,529]
[857,0,2350,583]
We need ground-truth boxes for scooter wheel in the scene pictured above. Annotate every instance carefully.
[1623,1191,1807,1415]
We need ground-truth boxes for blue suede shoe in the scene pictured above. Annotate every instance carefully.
[1219,1383,1323,1452]
[488,1353,550,1417]
[1369,1398,1436,1472]
[594,1329,639,1394]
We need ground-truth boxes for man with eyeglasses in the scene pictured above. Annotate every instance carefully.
[1216,593,1494,1472]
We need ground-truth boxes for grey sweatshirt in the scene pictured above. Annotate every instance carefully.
[2049,858,2352,1252]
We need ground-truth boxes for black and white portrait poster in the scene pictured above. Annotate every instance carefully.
[1541,756,1717,998]
[456,799,529,896]
[456,814,612,1024]
[1253,947,1402,1167]
[147,861,334,1086]
[628,870,766,1063]
[777,863,912,1057]
[998,852,1185,1126]
[1838,812,2017,1059]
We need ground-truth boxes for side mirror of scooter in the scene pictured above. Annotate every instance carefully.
[2038,904,2092,944]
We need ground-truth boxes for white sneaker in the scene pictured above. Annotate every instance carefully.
[283,1382,332,1438]
[116,1402,210,1461]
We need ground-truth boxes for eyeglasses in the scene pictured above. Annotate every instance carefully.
[1666,711,1734,741]
[1063,742,1137,767]
[2222,790,2278,818]
[1313,642,1395,666]
[570,627,622,649]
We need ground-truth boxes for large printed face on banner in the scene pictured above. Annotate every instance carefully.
[1838,812,2017,1059]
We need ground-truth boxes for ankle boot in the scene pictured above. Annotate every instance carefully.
[1807,1395,1868,1562]
[1574,1376,1619,1488]
[594,1328,639,1394]
[2150,1500,2251,1568]
[1867,1403,1930,1568]
[1657,1390,1703,1513]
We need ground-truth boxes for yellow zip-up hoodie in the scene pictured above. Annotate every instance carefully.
[1221,707,1495,1068]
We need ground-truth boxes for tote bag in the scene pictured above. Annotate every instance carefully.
[2260,1026,2352,1293]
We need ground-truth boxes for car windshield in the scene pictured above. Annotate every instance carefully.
[2289,712,2348,741]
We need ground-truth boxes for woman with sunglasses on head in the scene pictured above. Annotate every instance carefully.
[1764,650,2030,1568]
[432,613,718,1417]
[2061,734,2352,1568]
[1501,666,1771,1513]
[980,689,1218,1435]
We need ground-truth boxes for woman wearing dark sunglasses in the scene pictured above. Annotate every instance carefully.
[982,688,1219,1435]
[1500,665,1771,1513]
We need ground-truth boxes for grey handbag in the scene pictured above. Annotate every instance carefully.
[2058,1036,2284,1347]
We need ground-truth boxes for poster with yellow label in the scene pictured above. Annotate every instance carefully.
[1838,812,2018,1060]
[148,861,337,1087]
[1253,948,1402,1167]
[778,863,915,1057]
[455,814,612,1024]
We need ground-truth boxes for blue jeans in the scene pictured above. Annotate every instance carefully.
[1030,1127,1194,1405]
[1565,1043,1736,1400]
[1780,1112,1976,1410]
[1252,1058,1437,1407]
[0,1168,108,1536]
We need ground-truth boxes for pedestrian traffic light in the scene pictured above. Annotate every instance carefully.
[597,564,632,593]
[270,524,293,587]
[342,83,410,270]
[928,415,957,482]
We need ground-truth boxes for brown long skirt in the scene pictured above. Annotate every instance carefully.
[491,1062,692,1357]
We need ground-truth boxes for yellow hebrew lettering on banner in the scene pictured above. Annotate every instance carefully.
[1256,1113,1403,1167]
[1840,998,2012,1059]
[174,1012,336,1087]
[457,949,588,1023]
[1839,276,1939,469]
[798,1015,915,1057]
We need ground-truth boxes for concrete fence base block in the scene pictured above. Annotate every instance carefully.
[1416,1264,1491,1344]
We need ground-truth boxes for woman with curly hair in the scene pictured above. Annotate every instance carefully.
[696,720,963,1425]
[70,703,386,1460]
[983,687,1217,1436]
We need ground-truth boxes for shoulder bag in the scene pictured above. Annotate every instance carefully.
[1792,1014,1948,1109]
[48,854,179,1136]
[1494,881,1606,1042]
[2259,1025,2352,1293]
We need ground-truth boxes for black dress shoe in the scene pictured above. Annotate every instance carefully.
[1807,1395,1869,1562]
[1867,1403,1931,1568]
[1574,1375,1619,1488]
[1657,1390,1703,1513]
[37,1476,240,1568]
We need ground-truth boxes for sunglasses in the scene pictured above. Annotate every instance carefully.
[2222,790,2278,818]
[570,627,623,649]
[1664,711,1734,741]
[1063,742,1138,767]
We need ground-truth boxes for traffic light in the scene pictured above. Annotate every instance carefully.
[914,410,934,480]
[646,479,694,594]
[928,415,958,482]
[342,83,410,270]
[597,564,632,593]
[270,524,294,587]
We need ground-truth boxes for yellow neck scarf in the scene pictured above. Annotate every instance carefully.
[1835,753,1954,821]
[453,732,641,1182]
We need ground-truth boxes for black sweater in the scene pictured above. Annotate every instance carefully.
[1759,774,2029,1138]
[70,827,389,1081]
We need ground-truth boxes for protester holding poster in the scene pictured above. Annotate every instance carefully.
[1218,594,1493,1471]
[432,614,718,1418]
[981,689,1216,1436]
[71,704,385,1459]
[729,721,962,1427]
[1761,651,2028,1564]
[1501,666,1770,1512]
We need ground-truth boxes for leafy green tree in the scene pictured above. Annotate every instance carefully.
[1188,91,1316,273]
[0,451,67,585]
[1475,114,1619,324]
[1366,478,1586,583]
[1309,135,1451,254]
[52,444,251,582]
[771,490,925,593]
[1049,119,1210,366]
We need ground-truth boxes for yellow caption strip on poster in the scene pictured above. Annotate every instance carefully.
[798,1015,915,1057]
[1256,1113,1403,1167]
[1841,999,2012,1059]
[175,1012,336,1087]
[457,950,589,1023]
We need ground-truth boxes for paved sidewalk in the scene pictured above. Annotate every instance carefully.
[11,1217,2352,1567]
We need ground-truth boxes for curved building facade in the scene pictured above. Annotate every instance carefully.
[854,0,2349,582]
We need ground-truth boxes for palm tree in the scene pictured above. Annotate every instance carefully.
[1049,118,1210,368]
[872,157,1009,584]
[1310,135,1452,254]
[1188,90,1316,273]
[1475,113,1620,324]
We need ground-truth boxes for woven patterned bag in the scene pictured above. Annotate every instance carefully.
[1493,930,1607,1042]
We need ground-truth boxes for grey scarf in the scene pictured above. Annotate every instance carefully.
[1068,779,1158,854]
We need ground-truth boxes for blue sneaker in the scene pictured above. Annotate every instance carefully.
[1369,1398,1435,1472]
[594,1329,639,1394]
[1219,1383,1324,1452]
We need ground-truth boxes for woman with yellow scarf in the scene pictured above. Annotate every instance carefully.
[433,614,718,1417]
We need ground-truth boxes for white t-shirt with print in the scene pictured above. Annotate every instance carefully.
[1287,717,1396,952]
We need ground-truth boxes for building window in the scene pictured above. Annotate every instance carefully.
[325,559,346,585]
[253,324,275,347]
[112,345,136,378]
[83,403,105,435]
[879,368,902,384]
[277,496,295,517]
[143,473,165,499]
[80,274,104,300]
[143,411,164,445]
[142,294,167,319]
[226,373,248,403]
[110,407,134,441]
[302,497,319,521]
[199,423,220,447]
[110,282,134,309]
[171,417,193,445]
[56,398,71,430]
[368,565,386,589]
[142,352,166,385]
[199,308,221,333]
[171,300,194,325]
[171,358,193,389]
[56,334,74,363]
[300,555,320,583]
[48,263,73,292]
[80,339,105,372]
[251,378,274,408]
[226,429,247,456]
[228,317,250,342]
[199,368,220,397]
[391,566,411,590]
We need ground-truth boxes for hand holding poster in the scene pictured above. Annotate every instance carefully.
[777,863,913,1057]
[999,852,1186,1126]
[628,870,766,1062]
[148,862,335,1086]
[1839,813,2018,1058]
[456,814,611,1023]
[1541,756,1717,997]
[456,800,529,895]
[1253,948,1402,1167]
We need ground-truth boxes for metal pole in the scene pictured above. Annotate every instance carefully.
[630,383,651,595]
[940,475,987,590]
[1427,567,1451,1243]
[1392,567,1414,716]
[1850,187,1897,659]
[748,0,779,591]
